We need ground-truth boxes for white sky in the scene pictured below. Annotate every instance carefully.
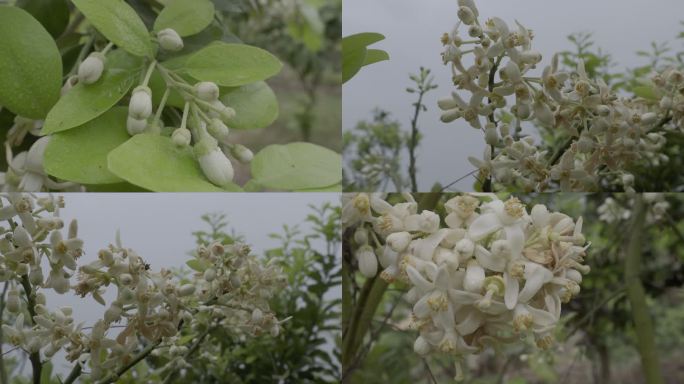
[343,0,684,191]
[5,192,339,376]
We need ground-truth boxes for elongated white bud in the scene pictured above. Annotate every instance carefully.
[457,6,476,25]
[195,82,220,101]
[178,284,196,297]
[386,231,411,252]
[196,140,235,186]
[208,118,230,141]
[6,289,20,313]
[129,86,153,119]
[78,53,105,85]
[355,245,378,278]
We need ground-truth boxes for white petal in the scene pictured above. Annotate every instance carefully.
[467,213,501,240]
[504,272,519,310]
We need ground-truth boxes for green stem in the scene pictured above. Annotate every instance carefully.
[141,61,158,87]
[624,196,664,384]
[0,281,9,384]
[408,91,425,193]
[96,340,161,384]
[19,275,41,384]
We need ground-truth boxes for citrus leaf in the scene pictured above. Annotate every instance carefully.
[153,0,215,37]
[186,259,211,272]
[107,133,242,192]
[251,142,341,190]
[184,42,282,87]
[342,32,386,83]
[16,0,69,38]
[44,107,129,184]
[220,81,278,129]
[42,50,144,134]
[363,49,389,67]
[633,86,658,101]
[72,0,153,57]
[0,6,62,119]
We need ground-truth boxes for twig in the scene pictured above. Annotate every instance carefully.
[0,281,9,384]
[423,358,438,384]
[96,340,162,384]
[19,275,41,384]
[440,169,479,192]
[161,326,214,384]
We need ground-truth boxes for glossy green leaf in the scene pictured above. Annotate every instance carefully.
[0,6,62,119]
[184,42,282,87]
[42,50,144,134]
[220,81,278,129]
[44,107,129,184]
[363,49,389,67]
[72,0,153,57]
[153,0,215,37]
[186,259,211,272]
[342,32,386,83]
[251,142,341,190]
[17,0,69,38]
[107,134,242,192]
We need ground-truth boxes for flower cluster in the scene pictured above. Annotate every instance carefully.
[438,0,681,192]
[343,193,589,380]
[598,192,670,224]
[0,193,284,381]
[2,26,254,191]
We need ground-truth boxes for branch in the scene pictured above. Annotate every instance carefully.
[624,196,664,384]
[96,340,161,384]
[19,275,41,384]
[0,281,9,384]
[161,326,214,384]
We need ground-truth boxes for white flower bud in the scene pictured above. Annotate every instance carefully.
[485,124,499,146]
[178,284,196,297]
[455,238,474,258]
[127,116,148,135]
[270,323,280,337]
[13,226,32,248]
[387,231,411,252]
[157,28,184,51]
[172,127,192,146]
[660,96,672,110]
[355,245,378,278]
[29,267,43,286]
[6,289,20,313]
[595,105,611,116]
[208,118,230,141]
[353,227,368,245]
[457,6,476,25]
[128,86,153,120]
[16,263,29,276]
[230,144,253,164]
[196,142,235,186]
[203,268,217,282]
[78,53,105,85]
[621,173,634,187]
[35,292,46,305]
[252,308,263,323]
[414,336,431,356]
[195,82,220,101]
[440,109,462,123]
[640,112,657,125]
[208,100,236,121]
[119,273,133,285]
[520,51,542,65]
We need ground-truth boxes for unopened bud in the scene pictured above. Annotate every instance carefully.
[172,127,191,146]
[195,82,220,101]
[230,144,253,163]
[196,143,235,187]
[208,118,230,141]
[157,28,184,51]
[129,86,153,120]
[127,116,147,135]
[78,53,105,85]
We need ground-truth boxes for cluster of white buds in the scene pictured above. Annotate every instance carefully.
[0,194,285,381]
[343,193,589,380]
[438,0,679,192]
[598,193,670,224]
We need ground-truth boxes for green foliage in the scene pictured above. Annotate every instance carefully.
[342,32,388,83]
[0,6,62,119]
[220,81,279,130]
[71,0,154,57]
[107,134,242,192]
[42,50,144,134]
[153,0,215,37]
[251,142,342,190]
[343,109,410,192]
[16,0,69,38]
[184,42,283,86]
[177,204,341,383]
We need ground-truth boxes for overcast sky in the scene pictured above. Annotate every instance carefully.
[343,0,684,191]
[10,193,338,376]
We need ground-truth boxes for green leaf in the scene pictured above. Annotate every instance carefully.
[251,142,341,190]
[363,49,389,67]
[186,258,211,272]
[44,107,129,184]
[342,32,386,83]
[0,6,62,119]
[220,81,278,129]
[107,134,242,192]
[184,42,282,87]
[153,0,215,37]
[286,3,324,52]
[42,50,144,134]
[17,0,69,38]
[72,0,153,57]
[295,182,342,192]
[633,86,658,101]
